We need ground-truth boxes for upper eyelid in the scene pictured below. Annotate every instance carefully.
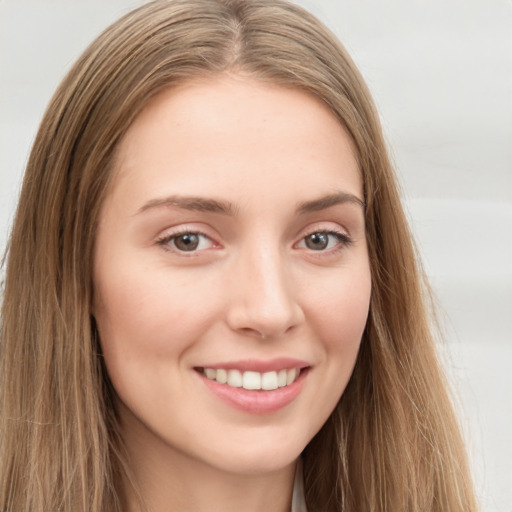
[155,227,217,248]
[301,226,347,237]
[156,224,216,240]
[155,231,219,256]
[154,222,353,246]
[296,230,352,245]
[296,221,351,239]
[157,230,211,242]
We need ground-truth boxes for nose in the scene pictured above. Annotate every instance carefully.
[225,244,305,340]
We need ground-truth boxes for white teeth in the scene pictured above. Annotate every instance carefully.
[261,371,278,390]
[204,368,217,380]
[243,371,261,390]
[286,368,297,385]
[216,369,228,384]
[227,369,242,387]
[203,367,301,390]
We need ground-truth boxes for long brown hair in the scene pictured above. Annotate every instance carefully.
[0,1,478,510]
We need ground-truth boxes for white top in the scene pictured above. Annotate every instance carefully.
[291,459,308,512]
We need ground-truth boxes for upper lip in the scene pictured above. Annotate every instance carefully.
[196,357,310,373]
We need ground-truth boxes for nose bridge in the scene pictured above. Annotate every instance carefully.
[226,237,303,338]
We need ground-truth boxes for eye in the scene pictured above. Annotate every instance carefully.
[157,231,215,252]
[298,230,352,251]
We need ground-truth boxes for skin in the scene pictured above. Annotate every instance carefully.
[93,75,371,512]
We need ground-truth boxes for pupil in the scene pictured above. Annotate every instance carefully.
[306,232,328,250]
[175,233,199,251]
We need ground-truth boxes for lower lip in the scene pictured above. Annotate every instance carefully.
[198,369,308,414]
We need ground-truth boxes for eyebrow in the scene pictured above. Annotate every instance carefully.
[137,195,237,216]
[136,190,365,216]
[296,191,365,213]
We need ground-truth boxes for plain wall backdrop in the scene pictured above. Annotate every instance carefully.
[1,1,511,510]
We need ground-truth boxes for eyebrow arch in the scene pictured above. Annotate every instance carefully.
[137,195,237,216]
[296,191,366,214]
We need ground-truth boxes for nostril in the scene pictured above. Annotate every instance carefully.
[237,323,297,340]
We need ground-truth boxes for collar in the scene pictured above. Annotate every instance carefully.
[291,458,308,512]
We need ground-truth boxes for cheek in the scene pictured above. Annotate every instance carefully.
[93,264,218,374]
[294,265,371,441]
[308,265,371,349]
[304,263,371,414]
[92,269,218,423]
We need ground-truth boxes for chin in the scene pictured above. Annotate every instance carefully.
[211,451,299,477]
[198,428,311,476]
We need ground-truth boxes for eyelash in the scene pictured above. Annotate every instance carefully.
[155,229,353,255]
[297,229,353,253]
[156,229,215,253]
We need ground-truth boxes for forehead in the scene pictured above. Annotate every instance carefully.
[109,75,362,210]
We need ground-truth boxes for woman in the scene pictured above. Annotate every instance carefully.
[0,1,478,511]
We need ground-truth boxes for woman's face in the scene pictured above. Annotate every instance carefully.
[93,76,371,476]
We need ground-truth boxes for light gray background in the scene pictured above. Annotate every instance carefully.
[1,1,511,510]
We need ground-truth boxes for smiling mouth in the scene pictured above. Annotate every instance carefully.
[198,367,302,391]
